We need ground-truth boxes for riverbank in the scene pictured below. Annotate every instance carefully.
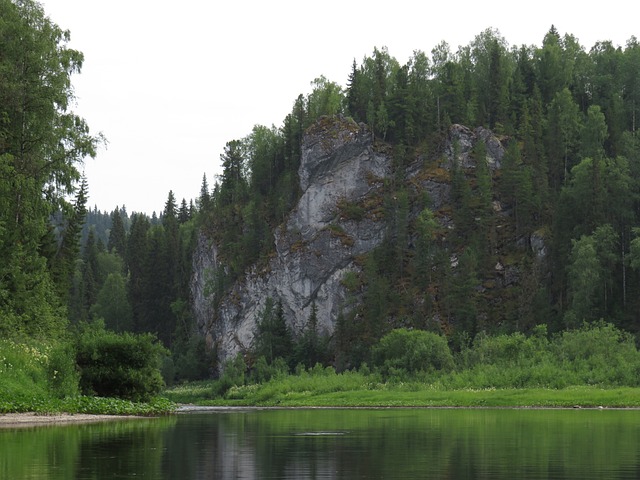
[164,377,640,409]
[0,412,145,429]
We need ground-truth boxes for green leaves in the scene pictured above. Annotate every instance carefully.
[0,0,100,338]
[75,322,167,402]
[373,328,454,380]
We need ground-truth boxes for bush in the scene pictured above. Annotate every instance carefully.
[373,328,454,379]
[212,353,247,397]
[75,322,167,402]
[47,341,79,398]
[551,321,640,386]
[250,356,289,384]
[461,326,550,369]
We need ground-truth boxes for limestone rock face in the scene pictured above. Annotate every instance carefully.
[192,116,391,368]
[191,232,218,349]
[190,119,508,370]
[444,124,504,170]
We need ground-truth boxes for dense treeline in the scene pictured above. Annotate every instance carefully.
[0,0,100,338]
[67,195,205,383]
[0,0,172,406]
[199,26,640,373]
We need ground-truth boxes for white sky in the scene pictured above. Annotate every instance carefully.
[39,0,638,215]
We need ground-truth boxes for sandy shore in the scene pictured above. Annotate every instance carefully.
[0,412,143,429]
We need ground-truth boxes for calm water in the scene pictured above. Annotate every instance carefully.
[2,408,640,479]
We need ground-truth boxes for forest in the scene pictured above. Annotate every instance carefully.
[2,0,640,396]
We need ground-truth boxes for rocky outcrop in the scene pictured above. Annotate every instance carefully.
[444,124,504,170]
[192,116,391,368]
[191,118,509,370]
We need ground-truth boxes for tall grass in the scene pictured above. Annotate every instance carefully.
[0,339,76,402]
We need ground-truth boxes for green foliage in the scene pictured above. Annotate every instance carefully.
[0,0,101,338]
[166,322,640,408]
[46,341,80,398]
[171,334,212,383]
[552,321,640,385]
[448,322,640,389]
[249,356,289,384]
[0,394,175,415]
[222,364,375,404]
[0,340,52,403]
[253,298,293,365]
[0,338,79,411]
[212,353,247,397]
[292,302,331,369]
[75,322,167,402]
[459,326,549,369]
[373,328,454,379]
[90,272,133,331]
[336,198,366,221]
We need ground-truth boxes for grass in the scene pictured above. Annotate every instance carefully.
[163,371,640,409]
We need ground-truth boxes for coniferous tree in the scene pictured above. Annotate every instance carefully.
[81,229,100,319]
[127,213,150,332]
[90,272,133,332]
[49,175,89,301]
[253,298,293,365]
[198,173,211,212]
[178,198,190,224]
[293,302,329,369]
[108,207,127,257]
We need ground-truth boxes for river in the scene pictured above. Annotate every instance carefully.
[2,407,640,479]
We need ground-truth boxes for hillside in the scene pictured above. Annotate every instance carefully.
[190,30,640,373]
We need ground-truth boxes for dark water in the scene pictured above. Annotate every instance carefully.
[2,408,640,479]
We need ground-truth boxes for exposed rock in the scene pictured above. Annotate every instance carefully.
[530,230,548,260]
[192,115,391,370]
[191,120,516,372]
[191,232,218,349]
[443,124,504,170]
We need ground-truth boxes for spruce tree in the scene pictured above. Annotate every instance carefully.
[108,207,127,257]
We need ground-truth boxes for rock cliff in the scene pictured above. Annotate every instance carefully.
[191,117,528,370]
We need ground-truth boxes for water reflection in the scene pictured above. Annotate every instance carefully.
[2,408,640,479]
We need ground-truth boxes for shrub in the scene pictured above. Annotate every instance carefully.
[462,326,550,369]
[75,322,167,402]
[47,341,80,398]
[212,353,247,397]
[250,356,290,384]
[373,328,454,379]
[551,321,640,386]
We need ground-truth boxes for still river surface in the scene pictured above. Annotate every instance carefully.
[2,407,640,479]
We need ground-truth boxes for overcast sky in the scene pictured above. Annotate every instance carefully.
[39,0,638,215]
